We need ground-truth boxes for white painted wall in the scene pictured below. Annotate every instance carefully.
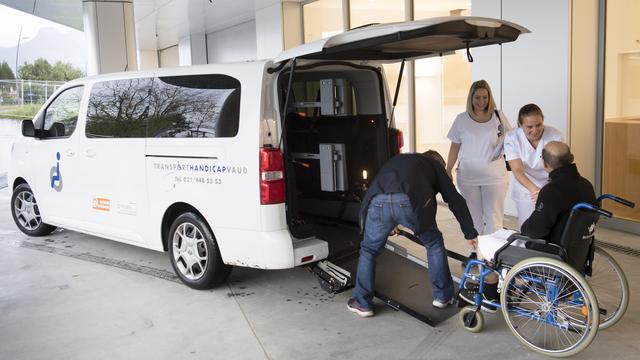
[206,21,257,63]
[256,3,284,59]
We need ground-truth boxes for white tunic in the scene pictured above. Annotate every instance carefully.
[447,111,512,186]
[503,125,564,201]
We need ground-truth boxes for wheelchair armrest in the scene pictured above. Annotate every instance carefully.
[524,239,568,260]
[493,233,568,265]
[493,233,529,263]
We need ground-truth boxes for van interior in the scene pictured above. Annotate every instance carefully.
[278,62,399,261]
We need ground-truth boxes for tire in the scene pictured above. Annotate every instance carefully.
[168,212,231,289]
[500,257,599,358]
[586,246,629,330]
[11,183,57,236]
[459,306,484,333]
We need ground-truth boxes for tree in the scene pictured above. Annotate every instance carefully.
[18,58,84,81]
[51,61,84,81]
[18,58,52,80]
[0,60,15,79]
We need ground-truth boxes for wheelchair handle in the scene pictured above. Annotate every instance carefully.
[597,194,635,208]
[572,203,613,218]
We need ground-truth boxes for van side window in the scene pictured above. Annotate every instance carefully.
[86,78,153,138]
[39,86,84,139]
[147,75,241,138]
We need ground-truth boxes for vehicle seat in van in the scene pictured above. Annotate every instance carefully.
[215,89,240,137]
[49,122,66,137]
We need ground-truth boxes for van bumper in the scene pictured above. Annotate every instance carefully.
[215,228,328,269]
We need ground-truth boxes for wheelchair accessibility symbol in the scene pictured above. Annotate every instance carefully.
[50,152,63,192]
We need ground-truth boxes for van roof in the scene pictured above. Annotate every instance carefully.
[71,60,271,85]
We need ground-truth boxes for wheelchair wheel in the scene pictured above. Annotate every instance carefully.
[500,257,599,358]
[586,246,629,330]
[459,306,484,333]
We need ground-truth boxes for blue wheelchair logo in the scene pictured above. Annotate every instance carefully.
[49,152,63,192]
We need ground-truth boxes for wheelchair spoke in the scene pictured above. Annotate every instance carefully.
[502,260,598,356]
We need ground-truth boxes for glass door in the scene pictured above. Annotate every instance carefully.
[602,0,640,223]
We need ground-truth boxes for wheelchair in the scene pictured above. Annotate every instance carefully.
[458,194,634,357]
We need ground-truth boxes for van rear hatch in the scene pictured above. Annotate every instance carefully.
[274,16,529,63]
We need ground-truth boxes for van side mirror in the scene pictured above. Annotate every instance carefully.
[22,120,35,137]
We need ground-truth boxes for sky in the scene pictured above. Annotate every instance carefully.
[0,4,86,72]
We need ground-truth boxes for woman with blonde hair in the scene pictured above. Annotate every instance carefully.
[446,80,511,237]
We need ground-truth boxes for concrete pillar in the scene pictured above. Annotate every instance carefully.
[178,34,208,66]
[83,0,137,75]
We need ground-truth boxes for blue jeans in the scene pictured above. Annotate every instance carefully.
[352,193,453,308]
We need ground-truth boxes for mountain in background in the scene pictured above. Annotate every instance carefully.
[0,26,86,75]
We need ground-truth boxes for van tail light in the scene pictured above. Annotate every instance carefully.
[260,147,285,204]
[396,129,404,153]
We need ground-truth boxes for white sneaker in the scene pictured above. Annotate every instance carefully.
[432,298,454,309]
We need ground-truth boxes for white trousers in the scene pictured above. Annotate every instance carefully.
[514,199,536,229]
[458,181,508,235]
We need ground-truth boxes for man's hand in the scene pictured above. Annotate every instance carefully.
[467,238,478,251]
[389,225,401,236]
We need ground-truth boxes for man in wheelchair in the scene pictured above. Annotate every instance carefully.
[459,141,596,312]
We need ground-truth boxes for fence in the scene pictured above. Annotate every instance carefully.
[0,79,65,106]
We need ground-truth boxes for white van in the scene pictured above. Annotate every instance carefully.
[9,17,527,290]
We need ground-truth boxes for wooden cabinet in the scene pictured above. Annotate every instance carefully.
[602,118,640,222]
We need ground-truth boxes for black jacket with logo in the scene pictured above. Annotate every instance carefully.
[359,153,478,239]
[521,163,596,245]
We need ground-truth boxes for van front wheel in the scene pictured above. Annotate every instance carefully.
[168,212,231,289]
[11,183,57,236]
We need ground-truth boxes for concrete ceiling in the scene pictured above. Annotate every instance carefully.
[1,0,300,50]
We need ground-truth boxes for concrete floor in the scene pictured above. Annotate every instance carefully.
[1,186,639,360]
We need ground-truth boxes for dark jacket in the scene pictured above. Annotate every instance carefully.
[359,153,478,238]
[521,163,596,245]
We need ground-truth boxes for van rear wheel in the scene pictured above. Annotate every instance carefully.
[11,183,57,236]
[168,212,231,289]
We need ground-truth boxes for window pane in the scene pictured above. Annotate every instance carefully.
[86,75,241,139]
[86,78,152,138]
[602,0,640,222]
[414,5,471,158]
[303,0,343,43]
[350,0,407,149]
[350,0,404,28]
[149,75,241,138]
[42,86,84,138]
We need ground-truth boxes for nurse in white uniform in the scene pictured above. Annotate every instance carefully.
[447,80,512,236]
[504,103,563,227]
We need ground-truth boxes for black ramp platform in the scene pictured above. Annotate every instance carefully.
[342,248,460,326]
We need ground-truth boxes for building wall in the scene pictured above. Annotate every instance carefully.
[472,0,570,135]
[206,20,257,63]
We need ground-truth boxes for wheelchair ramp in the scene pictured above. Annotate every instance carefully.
[341,248,460,327]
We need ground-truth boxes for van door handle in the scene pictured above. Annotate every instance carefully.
[85,149,96,158]
[65,149,75,157]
